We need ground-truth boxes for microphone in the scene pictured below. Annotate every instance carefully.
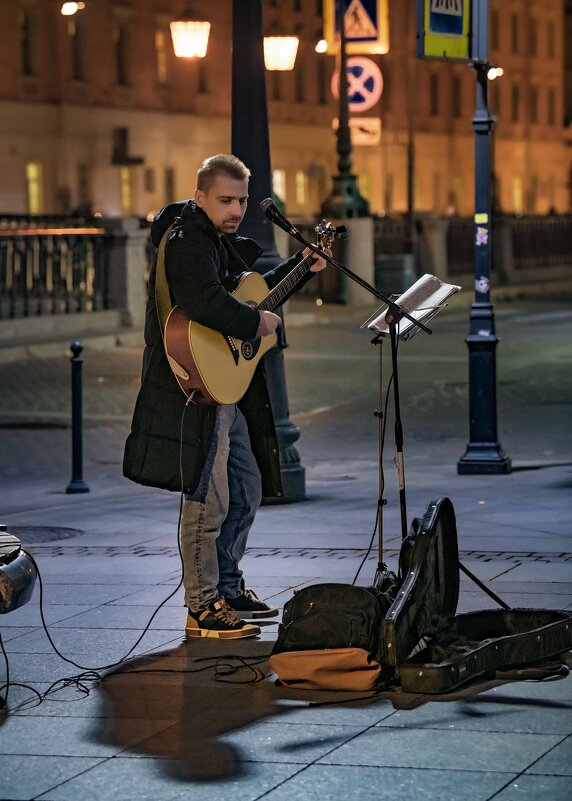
[260,198,299,236]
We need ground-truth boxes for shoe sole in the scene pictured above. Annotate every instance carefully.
[185,626,261,639]
[231,608,279,620]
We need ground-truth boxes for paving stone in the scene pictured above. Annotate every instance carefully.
[316,728,562,772]
[525,735,572,775]
[491,774,572,799]
[0,716,176,757]
[262,764,514,801]
[37,757,302,801]
[0,755,106,801]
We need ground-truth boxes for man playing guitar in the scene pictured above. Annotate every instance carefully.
[123,154,327,639]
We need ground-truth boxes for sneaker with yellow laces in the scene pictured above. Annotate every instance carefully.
[185,598,260,639]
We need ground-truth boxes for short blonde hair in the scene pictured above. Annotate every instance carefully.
[197,154,251,191]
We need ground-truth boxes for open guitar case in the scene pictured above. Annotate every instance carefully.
[383,497,572,693]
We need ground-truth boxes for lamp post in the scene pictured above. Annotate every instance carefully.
[457,0,511,474]
[231,0,305,502]
[320,0,369,219]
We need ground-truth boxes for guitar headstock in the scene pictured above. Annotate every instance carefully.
[314,220,349,251]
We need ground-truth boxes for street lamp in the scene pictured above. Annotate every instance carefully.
[170,6,210,58]
[169,1,306,501]
[263,36,299,71]
[60,2,85,15]
[231,0,305,502]
[457,0,511,474]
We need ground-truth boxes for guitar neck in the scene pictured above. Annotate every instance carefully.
[256,252,315,312]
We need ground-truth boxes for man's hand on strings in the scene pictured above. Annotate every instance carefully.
[304,246,331,273]
[256,310,281,337]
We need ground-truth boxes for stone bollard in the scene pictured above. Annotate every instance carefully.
[66,340,90,494]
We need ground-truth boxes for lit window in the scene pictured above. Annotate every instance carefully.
[511,176,523,215]
[272,169,286,203]
[295,170,308,206]
[26,163,43,214]
[358,173,369,200]
[120,166,133,214]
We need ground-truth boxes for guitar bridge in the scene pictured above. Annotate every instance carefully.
[224,336,240,366]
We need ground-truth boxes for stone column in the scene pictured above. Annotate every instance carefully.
[104,217,149,328]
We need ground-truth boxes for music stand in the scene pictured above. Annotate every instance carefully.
[362,274,461,586]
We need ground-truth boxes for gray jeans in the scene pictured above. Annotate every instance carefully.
[180,404,262,611]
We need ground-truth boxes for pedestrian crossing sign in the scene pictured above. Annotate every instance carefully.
[324,0,389,55]
[417,0,471,61]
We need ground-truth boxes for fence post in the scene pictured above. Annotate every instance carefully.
[104,217,149,328]
[420,217,450,280]
[66,340,90,494]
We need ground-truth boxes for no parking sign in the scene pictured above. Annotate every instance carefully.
[331,56,383,112]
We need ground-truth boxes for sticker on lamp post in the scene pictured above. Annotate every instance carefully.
[475,276,489,293]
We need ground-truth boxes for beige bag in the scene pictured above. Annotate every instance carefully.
[268,647,382,692]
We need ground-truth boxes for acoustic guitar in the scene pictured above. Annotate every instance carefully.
[163,220,340,404]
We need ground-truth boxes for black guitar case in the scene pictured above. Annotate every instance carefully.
[384,498,572,693]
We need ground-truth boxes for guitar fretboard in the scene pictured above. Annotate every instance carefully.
[256,253,315,312]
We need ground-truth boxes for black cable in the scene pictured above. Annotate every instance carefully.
[351,371,394,585]
[0,628,10,710]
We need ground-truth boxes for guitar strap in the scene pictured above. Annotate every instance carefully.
[154,224,175,334]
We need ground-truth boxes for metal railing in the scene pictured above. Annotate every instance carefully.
[446,217,475,276]
[512,215,572,270]
[373,215,412,255]
[0,218,112,320]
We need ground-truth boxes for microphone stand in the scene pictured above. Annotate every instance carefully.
[268,211,432,587]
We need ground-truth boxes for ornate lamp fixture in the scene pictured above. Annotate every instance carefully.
[60,2,85,14]
[263,35,299,71]
[170,5,210,58]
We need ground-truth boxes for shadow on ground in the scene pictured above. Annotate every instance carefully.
[93,640,572,782]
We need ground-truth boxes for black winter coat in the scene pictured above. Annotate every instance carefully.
[123,200,310,498]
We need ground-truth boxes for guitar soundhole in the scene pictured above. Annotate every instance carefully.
[241,340,260,361]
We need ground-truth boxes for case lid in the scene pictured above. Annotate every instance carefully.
[383,497,460,668]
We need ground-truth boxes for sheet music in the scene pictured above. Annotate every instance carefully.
[366,274,461,341]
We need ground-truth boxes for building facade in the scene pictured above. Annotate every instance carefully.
[0,0,569,220]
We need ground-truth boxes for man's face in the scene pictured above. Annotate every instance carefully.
[194,174,249,235]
